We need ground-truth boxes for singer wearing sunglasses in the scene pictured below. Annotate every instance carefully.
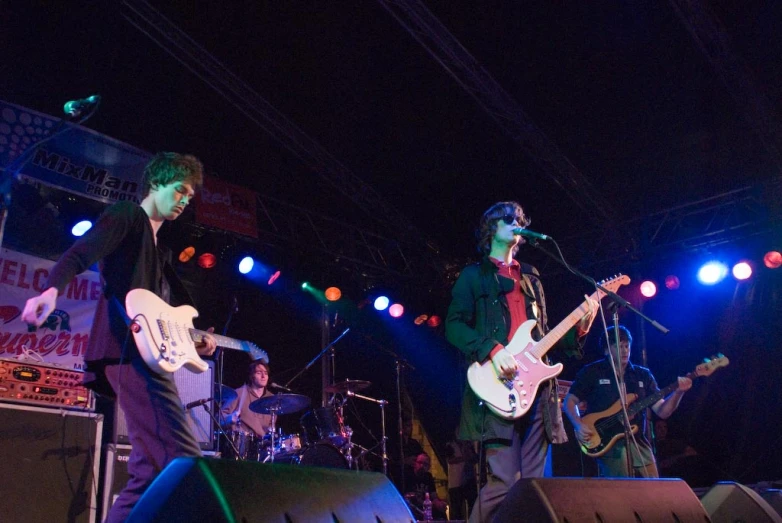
[445,201,597,523]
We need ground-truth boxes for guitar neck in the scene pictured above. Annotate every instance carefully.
[626,370,695,418]
[190,329,246,353]
[531,288,602,360]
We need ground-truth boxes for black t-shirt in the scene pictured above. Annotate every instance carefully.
[569,358,660,442]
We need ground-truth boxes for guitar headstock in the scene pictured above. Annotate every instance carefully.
[694,354,729,378]
[597,274,631,295]
[244,342,269,364]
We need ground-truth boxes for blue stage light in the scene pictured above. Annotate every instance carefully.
[238,256,254,274]
[373,296,390,311]
[71,220,93,237]
[697,261,728,285]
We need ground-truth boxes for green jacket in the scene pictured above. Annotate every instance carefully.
[446,257,579,443]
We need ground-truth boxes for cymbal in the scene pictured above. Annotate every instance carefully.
[324,379,371,394]
[249,393,311,415]
[213,384,237,405]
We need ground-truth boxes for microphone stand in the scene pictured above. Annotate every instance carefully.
[195,400,241,458]
[347,391,389,476]
[283,328,350,389]
[215,296,239,454]
[528,238,670,478]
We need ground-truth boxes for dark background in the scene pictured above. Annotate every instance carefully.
[1,1,781,485]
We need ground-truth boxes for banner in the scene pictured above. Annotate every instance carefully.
[0,248,100,370]
[0,99,151,204]
[195,175,258,238]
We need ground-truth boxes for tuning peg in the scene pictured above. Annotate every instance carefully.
[703,357,711,363]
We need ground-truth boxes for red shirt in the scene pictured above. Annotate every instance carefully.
[487,257,529,360]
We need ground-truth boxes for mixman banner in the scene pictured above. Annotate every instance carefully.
[0,99,150,204]
[195,175,259,238]
[0,248,100,370]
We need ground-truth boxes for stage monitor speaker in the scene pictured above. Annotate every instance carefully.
[102,444,220,521]
[127,457,415,523]
[115,360,214,449]
[494,477,710,522]
[700,482,782,523]
[0,403,103,523]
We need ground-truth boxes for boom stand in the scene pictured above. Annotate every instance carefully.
[347,391,389,476]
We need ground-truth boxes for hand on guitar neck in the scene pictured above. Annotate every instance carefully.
[194,326,217,357]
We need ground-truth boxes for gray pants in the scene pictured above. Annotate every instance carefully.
[104,357,202,523]
[468,400,549,523]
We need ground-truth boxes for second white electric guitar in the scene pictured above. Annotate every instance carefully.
[126,288,268,375]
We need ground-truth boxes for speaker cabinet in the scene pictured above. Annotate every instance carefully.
[494,477,710,522]
[700,482,782,523]
[115,361,214,449]
[127,457,415,522]
[0,403,103,523]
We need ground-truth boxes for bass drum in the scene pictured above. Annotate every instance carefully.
[298,442,348,469]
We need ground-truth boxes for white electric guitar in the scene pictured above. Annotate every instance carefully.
[467,275,630,420]
[125,288,268,375]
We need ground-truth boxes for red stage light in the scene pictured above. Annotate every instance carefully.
[197,252,216,269]
[268,270,281,285]
[764,251,782,269]
[426,315,442,328]
[324,286,341,300]
[664,275,680,290]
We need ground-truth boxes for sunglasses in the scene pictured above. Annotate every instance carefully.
[498,214,524,226]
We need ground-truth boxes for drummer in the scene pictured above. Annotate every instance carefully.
[220,359,273,437]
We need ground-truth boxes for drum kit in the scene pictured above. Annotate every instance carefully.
[218,379,381,470]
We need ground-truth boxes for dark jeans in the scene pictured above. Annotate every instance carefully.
[449,484,478,520]
[104,357,201,523]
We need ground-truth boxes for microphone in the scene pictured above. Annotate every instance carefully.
[63,95,101,117]
[512,227,551,241]
[269,382,292,392]
[184,397,212,410]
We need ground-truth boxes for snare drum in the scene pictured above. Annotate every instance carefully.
[300,407,350,446]
[276,433,302,455]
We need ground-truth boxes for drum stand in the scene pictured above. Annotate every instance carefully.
[347,391,389,475]
[264,408,281,463]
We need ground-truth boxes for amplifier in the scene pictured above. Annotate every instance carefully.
[0,357,94,410]
[115,360,214,449]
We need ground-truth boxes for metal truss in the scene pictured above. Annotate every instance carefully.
[669,0,782,174]
[119,0,440,277]
[375,0,626,231]
[537,180,782,274]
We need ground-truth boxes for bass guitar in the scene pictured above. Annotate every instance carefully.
[467,275,630,420]
[578,355,729,457]
[125,288,268,374]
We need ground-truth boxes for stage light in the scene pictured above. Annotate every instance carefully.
[301,281,310,290]
[325,287,342,301]
[268,270,281,285]
[198,252,216,269]
[426,315,442,328]
[640,280,657,298]
[697,261,728,285]
[238,256,254,274]
[71,220,92,237]
[389,303,404,318]
[414,314,429,325]
[664,275,680,290]
[374,296,390,311]
[732,261,752,281]
[178,246,195,263]
[764,251,782,269]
